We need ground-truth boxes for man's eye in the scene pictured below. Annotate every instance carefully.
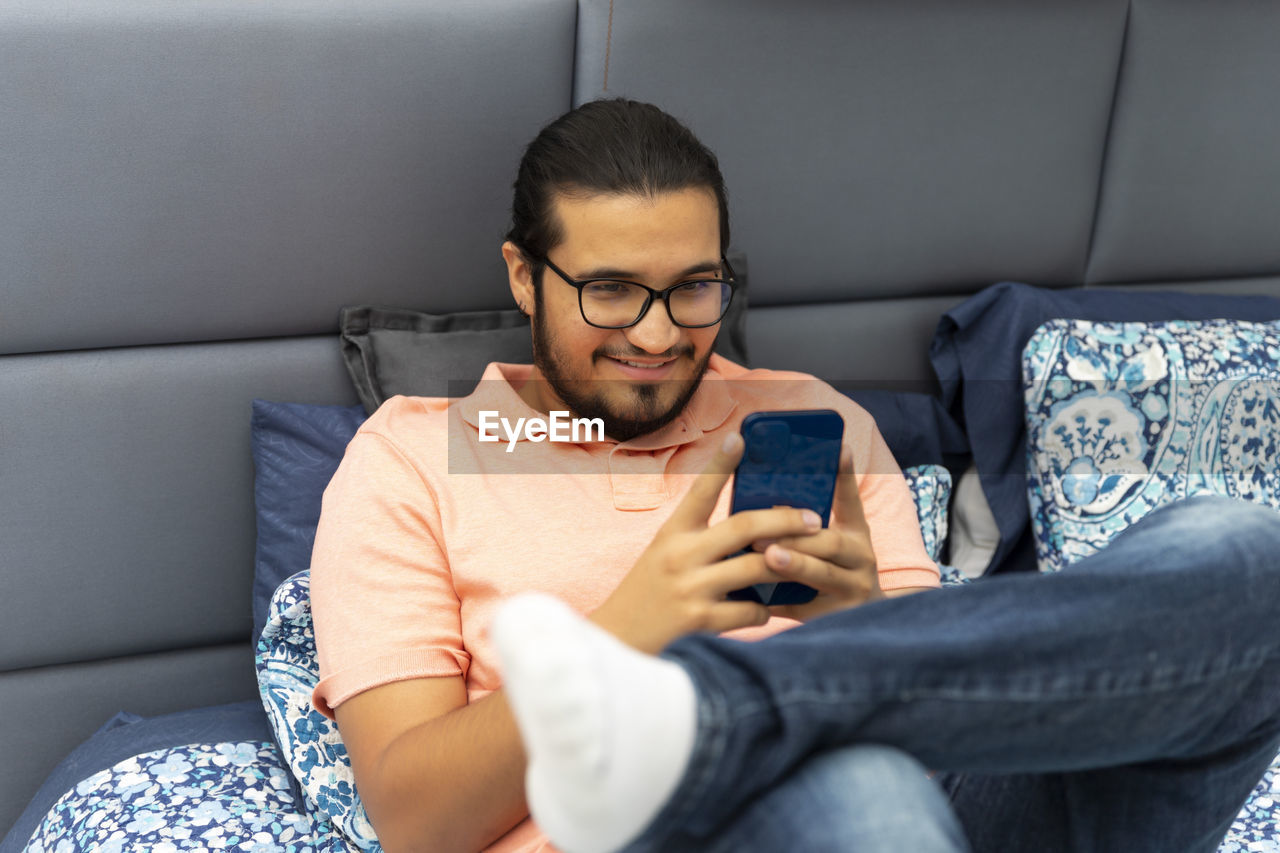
[583,282,633,298]
[672,280,717,299]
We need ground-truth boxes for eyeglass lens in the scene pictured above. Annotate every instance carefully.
[580,280,731,328]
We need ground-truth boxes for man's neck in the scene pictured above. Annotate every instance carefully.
[513,364,562,416]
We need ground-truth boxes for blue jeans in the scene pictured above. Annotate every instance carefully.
[695,744,968,853]
[628,497,1280,852]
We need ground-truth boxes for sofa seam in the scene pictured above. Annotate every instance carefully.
[0,639,254,679]
[603,0,614,91]
[1082,0,1133,283]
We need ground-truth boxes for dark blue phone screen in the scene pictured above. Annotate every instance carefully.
[727,409,844,606]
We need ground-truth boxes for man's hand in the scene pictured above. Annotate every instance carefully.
[758,443,883,622]
[590,432,821,653]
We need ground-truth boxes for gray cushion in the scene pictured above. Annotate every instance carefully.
[746,296,960,390]
[1087,0,1280,284]
[575,0,1129,304]
[0,0,576,356]
[341,307,534,411]
[0,337,355,673]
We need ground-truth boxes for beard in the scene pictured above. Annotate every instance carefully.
[532,299,713,443]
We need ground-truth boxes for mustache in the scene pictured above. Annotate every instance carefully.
[596,345,696,361]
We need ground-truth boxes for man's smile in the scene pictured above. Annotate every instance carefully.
[602,354,683,380]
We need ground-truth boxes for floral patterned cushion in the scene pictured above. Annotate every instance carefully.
[256,574,382,851]
[902,464,952,565]
[21,740,352,853]
[1021,318,1280,850]
[1224,767,1280,852]
[1023,318,1280,573]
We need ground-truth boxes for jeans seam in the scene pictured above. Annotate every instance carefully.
[764,646,1280,708]
[639,660,742,840]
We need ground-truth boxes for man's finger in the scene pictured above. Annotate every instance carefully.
[667,431,744,531]
[699,551,785,597]
[765,544,854,596]
[699,506,822,562]
[702,600,772,634]
[769,528,845,563]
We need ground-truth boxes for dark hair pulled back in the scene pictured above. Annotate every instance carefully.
[506,98,730,283]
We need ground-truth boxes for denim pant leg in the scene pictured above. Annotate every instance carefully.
[693,745,969,853]
[935,717,1280,853]
[627,496,1280,851]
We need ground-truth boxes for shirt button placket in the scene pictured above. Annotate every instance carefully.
[607,447,668,511]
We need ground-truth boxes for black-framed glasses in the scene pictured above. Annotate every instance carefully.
[537,254,738,329]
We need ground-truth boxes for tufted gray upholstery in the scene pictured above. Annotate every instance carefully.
[1087,0,1280,285]
[574,0,1129,303]
[0,0,574,357]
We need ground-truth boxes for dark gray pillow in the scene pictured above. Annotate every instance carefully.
[340,306,532,412]
[341,254,750,413]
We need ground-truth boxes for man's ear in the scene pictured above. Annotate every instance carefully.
[502,241,535,317]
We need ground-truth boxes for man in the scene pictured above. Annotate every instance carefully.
[311,99,1280,853]
[311,98,938,851]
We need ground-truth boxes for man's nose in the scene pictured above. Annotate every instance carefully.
[622,300,682,354]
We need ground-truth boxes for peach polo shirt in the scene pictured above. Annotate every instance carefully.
[310,355,940,852]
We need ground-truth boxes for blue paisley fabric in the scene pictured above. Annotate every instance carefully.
[21,739,353,852]
[901,464,951,565]
[1023,318,1280,573]
[1223,769,1280,853]
[1021,317,1280,847]
[256,573,381,851]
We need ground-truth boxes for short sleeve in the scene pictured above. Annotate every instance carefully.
[855,416,942,591]
[310,428,469,719]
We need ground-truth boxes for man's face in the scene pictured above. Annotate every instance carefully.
[515,188,724,442]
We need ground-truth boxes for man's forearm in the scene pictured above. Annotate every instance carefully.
[365,690,528,853]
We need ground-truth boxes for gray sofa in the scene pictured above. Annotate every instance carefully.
[3,0,1278,841]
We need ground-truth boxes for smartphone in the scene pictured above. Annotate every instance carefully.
[726,409,844,606]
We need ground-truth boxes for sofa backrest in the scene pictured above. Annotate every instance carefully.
[3,0,1279,837]
[575,0,1280,381]
[575,0,1128,383]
